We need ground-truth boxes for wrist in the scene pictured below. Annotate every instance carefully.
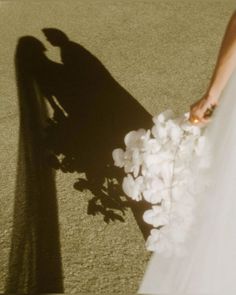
[204,90,220,104]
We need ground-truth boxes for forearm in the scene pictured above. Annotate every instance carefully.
[206,10,236,100]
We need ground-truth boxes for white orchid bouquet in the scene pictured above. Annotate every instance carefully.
[112,109,212,257]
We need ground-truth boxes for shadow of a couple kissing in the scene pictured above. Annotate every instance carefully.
[41,28,153,237]
[5,27,154,294]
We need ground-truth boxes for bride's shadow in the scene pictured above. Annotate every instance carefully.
[41,29,154,236]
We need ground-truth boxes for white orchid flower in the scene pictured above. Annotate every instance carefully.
[145,228,173,255]
[141,138,162,153]
[122,174,144,201]
[112,148,138,174]
[142,189,163,204]
[124,129,146,148]
[142,153,163,168]
[143,204,170,227]
[121,149,141,176]
[112,148,125,168]
[141,163,162,177]
[153,109,175,125]
[178,138,196,158]
[122,150,134,174]
[140,129,151,143]
[142,176,166,204]
[143,175,164,191]
[166,121,184,145]
[130,148,142,177]
[151,124,169,143]
[160,160,174,187]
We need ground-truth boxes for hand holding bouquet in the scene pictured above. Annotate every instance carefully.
[189,93,219,125]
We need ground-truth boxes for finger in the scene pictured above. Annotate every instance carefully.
[193,110,205,120]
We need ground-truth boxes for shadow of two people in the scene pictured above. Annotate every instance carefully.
[5,27,154,294]
[19,28,153,231]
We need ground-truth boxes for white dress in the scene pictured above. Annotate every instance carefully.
[137,67,236,294]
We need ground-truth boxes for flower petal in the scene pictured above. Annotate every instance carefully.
[112,148,125,167]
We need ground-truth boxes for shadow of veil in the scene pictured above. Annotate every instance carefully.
[5,37,64,293]
[40,29,154,235]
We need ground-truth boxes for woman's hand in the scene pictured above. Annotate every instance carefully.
[188,10,236,125]
[189,93,219,125]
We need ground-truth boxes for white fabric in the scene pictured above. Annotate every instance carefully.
[137,67,236,294]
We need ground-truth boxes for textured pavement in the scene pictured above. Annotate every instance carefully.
[0,0,235,293]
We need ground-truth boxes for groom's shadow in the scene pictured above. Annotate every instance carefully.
[41,28,154,238]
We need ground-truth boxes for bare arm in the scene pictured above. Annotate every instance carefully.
[189,10,236,124]
[207,10,236,98]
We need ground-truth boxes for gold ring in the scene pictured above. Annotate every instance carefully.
[190,116,199,123]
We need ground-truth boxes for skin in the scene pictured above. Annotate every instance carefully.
[189,10,236,125]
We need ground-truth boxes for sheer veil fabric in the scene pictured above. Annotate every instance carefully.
[137,67,236,294]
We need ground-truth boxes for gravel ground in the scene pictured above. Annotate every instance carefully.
[0,0,235,293]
